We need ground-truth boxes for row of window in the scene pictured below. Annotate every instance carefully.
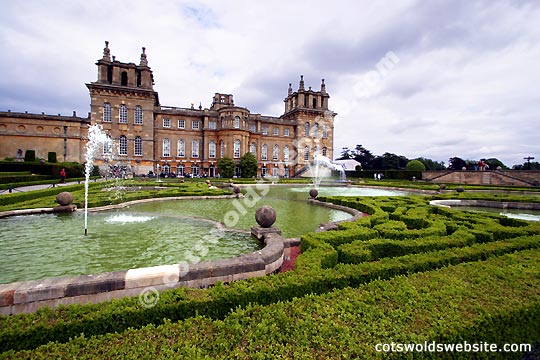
[163,117,293,137]
[158,163,290,178]
[103,103,143,125]
[103,135,328,161]
[304,122,329,138]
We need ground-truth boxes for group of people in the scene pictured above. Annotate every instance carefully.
[476,160,490,171]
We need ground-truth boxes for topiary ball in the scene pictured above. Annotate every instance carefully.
[309,189,318,199]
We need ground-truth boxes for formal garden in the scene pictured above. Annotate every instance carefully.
[0,177,539,358]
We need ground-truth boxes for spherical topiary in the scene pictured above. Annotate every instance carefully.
[255,205,276,228]
[233,186,241,194]
[405,160,426,172]
[309,189,318,199]
[56,192,73,206]
[456,187,465,193]
[439,184,446,190]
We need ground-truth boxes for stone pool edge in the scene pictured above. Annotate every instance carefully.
[0,197,361,316]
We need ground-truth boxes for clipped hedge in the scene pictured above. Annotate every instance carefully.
[4,250,540,359]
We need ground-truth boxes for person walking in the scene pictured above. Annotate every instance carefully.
[59,168,66,183]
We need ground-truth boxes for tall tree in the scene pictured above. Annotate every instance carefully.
[448,157,467,170]
[239,152,258,178]
[217,157,235,178]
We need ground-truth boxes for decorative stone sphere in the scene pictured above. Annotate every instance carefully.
[205,179,211,184]
[255,205,276,228]
[309,189,319,199]
[56,191,73,206]
[439,184,446,190]
[456,187,465,193]
[233,186,241,194]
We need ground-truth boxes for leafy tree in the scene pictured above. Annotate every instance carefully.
[484,158,507,170]
[448,157,467,170]
[381,152,408,170]
[406,160,426,172]
[416,157,445,170]
[338,147,352,160]
[239,152,258,178]
[217,157,235,178]
[513,161,540,170]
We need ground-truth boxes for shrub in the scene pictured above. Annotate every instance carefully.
[406,159,426,172]
[47,152,57,163]
[23,150,35,162]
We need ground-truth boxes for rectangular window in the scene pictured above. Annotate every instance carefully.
[134,137,142,156]
[192,120,199,130]
[262,126,268,135]
[163,118,171,128]
[208,120,217,129]
[192,140,199,158]
[178,119,185,129]
[177,140,185,157]
[283,128,290,136]
[322,124,328,138]
[249,124,256,132]
[163,139,170,157]
[273,127,279,136]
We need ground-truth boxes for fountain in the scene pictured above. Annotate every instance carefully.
[308,154,346,188]
[84,124,110,235]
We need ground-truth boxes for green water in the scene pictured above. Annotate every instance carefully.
[0,186,406,284]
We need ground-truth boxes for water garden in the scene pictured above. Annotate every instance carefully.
[0,174,539,358]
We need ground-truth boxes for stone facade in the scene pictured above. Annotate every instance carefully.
[1,41,336,177]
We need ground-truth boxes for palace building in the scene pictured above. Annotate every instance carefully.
[0,42,336,178]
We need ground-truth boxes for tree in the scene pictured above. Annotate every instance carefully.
[337,147,352,160]
[416,157,445,170]
[448,157,467,170]
[239,152,258,178]
[406,160,426,172]
[485,158,507,170]
[217,157,235,178]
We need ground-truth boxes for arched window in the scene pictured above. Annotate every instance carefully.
[134,105,143,125]
[313,146,319,158]
[103,103,111,122]
[191,164,199,177]
[233,139,241,158]
[177,139,185,157]
[103,135,113,155]
[220,140,224,158]
[283,146,290,161]
[119,104,128,123]
[272,144,279,161]
[313,123,319,138]
[119,135,128,156]
[121,71,128,86]
[134,136,142,156]
[322,147,327,157]
[250,142,257,155]
[304,122,310,137]
[209,140,216,158]
[261,144,268,161]
[192,140,199,158]
[221,117,226,129]
[304,146,309,161]
[163,138,170,157]
[234,116,240,129]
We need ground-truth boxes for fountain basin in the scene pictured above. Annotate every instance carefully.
[429,199,540,221]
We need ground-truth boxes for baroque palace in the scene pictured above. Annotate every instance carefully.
[0,42,336,178]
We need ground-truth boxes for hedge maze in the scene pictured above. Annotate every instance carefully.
[1,194,539,359]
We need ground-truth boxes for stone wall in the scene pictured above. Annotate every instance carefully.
[422,170,540,187]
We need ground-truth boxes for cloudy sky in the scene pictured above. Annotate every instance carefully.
[1,0,538,167]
